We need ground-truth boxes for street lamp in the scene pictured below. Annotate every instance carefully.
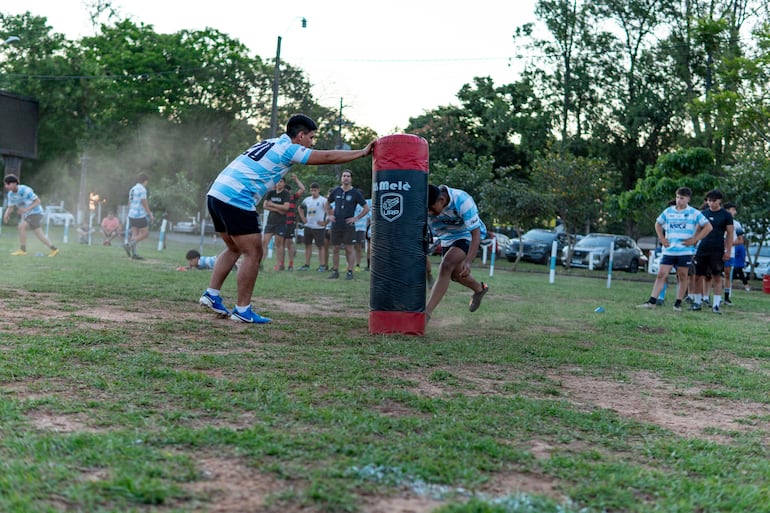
[269,17,306,139]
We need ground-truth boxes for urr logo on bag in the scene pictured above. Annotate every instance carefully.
[380,193,403,222]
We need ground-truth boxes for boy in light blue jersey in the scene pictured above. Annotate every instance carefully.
[198,113,374,324]
[425,184,489,321]
[639,187,712,311]
[3,174,60,257]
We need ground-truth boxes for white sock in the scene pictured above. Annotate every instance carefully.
[206,288,220,296]
[713,296,721,307]
[694,293,702,304]
[235,305,249,313]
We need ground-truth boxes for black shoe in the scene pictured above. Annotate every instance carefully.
[469,283,489,312]
[723,299,733,306]
[298,265,310,271]
[689,303,702,311]
[655,298,665,306]
[712,305,721,314]
[131,254,145,260]
[328,269,339,279]
[123,243,132,258]
[345,270,354,280]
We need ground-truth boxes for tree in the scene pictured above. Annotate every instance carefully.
[617,147,722,237]
[407,77,552,176]
[479,175,552,270]
[516,0,612,149]
[531,152,613,236]
[723,156,770,273]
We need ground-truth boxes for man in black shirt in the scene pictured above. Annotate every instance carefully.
[326,169,369,280]
[690,189,733,314]
[262,177,291,270]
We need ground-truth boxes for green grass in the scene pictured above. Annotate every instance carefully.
[1,226,769,512]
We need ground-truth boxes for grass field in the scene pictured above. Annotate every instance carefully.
[1,226,770,513]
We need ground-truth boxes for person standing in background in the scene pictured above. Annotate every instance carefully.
[298,182,329,271]
[281,174,306,271]
[326,170,369,280]
[124,173,154,260]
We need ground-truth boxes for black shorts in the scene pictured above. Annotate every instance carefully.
[207,196,261,236]
[305,228,326,247]
[331,225,357,246]
[24,214,43,230]
[128,216,149,229]
[694,249,725,277]
[442,239,470,255]
[264,223,288,237]
[660,254,693,269]
[284,223,296,238]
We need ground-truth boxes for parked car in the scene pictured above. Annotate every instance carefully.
[478,232,511,259]
[173,218,197,233]
[43,205,75,226]
[647,250,676,275]
[428,232,510,258]
[564,233,644,272]
[505,229,575,264]
[746,244,770,278]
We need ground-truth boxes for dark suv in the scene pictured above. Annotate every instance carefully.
[505,229,574,264]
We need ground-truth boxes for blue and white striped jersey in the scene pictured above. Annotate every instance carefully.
[656,205,709,256]
[207,134,312,211]
[6,185,43,219]
[354,199,371,231]
[197,255,217,270]
[127,183,148,219]
[428,185,487,246]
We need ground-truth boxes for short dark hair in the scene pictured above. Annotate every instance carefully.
[286,114,318,138]
[4,174,19,184]
[675,187,692,198]
[137,173,149,183]
[724,202,736,210]
[706,189,723,200]
[428,184,441,206]
[185,249,201,260]
[310,182,320,189]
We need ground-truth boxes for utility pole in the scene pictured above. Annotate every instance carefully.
[335,97,343,181]
[78,151,88,225]
[269,17,307,139]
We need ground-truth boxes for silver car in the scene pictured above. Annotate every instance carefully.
[565,233,644,272]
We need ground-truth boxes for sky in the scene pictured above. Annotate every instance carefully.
[2,0,539,135]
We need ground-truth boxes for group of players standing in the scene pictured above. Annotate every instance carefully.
[261,170,371,281]
[640,187,749,314]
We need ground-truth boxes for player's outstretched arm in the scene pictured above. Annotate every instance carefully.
[306,141,374,166]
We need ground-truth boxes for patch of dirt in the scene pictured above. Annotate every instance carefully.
[27,409,99,433]
[265,298,354,317]
[185,456,285,513]
[556,370,770,441]
[399,364,770,442]
[360,495,446,513]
